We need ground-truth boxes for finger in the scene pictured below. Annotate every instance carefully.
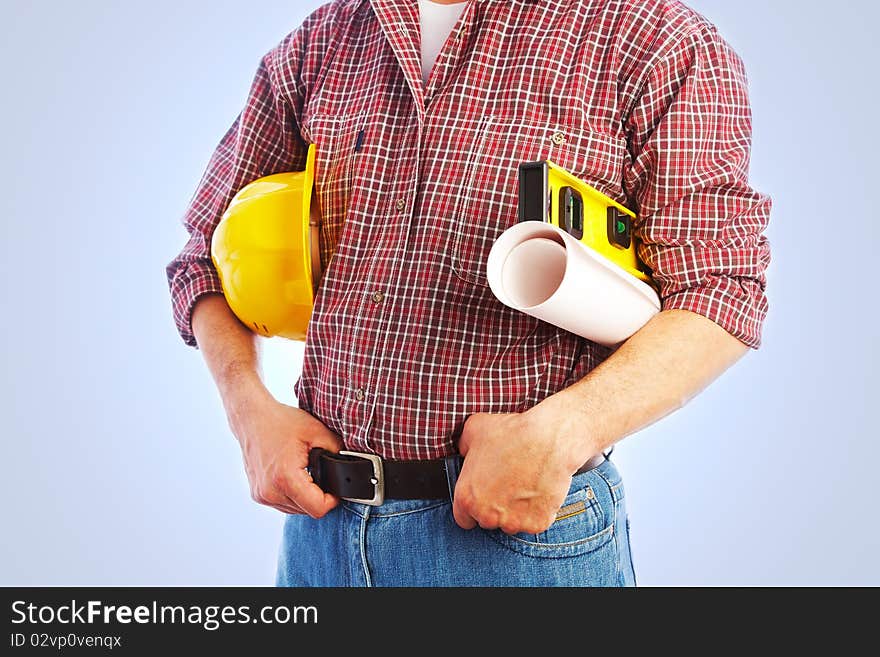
[308,431,344,454]
[277,492,307,515]
[456,413,496,456]
[257,491,307,516]
[476,510,501,531]
[279,499,307,515]
[270,502,307,516]
[452,497,478,530]
[457,425,473,457]
[284,466,339,519]
[452,415,472,456]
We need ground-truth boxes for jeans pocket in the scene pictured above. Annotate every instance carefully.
[483,482,615,559]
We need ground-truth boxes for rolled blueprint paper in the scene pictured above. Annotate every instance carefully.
[486,222,661,346]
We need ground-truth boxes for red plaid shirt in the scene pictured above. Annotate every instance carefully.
[167,0,771,460]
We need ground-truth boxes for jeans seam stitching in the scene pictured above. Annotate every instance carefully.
[485,523,615,560]
[359,511,372,587]
[592,467,622,503]
[614,500,623,586]
[369,501,449,518]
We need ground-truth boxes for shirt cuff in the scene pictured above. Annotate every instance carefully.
[168,259,225,348]
[660,276,768,350]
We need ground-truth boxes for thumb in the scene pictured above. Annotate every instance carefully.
[308,428,344,454]
[458,433,471,457]
[457,417,476,457]
[294,408,344,453]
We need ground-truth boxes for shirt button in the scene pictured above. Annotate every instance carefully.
[551,131,567,145]
[355,388,366,402]
[396,199,407,211]
[372,291,386,304]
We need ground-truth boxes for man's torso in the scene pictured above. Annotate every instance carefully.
[278,0,708,458]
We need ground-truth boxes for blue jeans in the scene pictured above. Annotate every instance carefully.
[276,456,636,587]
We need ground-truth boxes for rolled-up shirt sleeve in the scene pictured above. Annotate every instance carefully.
[623,21,772,349]
[166,34,307,348]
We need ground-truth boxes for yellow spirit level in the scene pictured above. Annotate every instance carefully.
[517,160,652,285]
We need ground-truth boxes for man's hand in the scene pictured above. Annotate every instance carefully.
[191,293,342,518]
[452,410,595,534]
[227,383,342,518]
[451,311,749,534]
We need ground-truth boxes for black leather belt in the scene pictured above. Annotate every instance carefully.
[308,448,607,506]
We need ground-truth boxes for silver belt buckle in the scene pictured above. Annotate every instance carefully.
[339,451,385,506]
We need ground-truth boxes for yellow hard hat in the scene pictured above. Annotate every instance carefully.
[211,144,322,341]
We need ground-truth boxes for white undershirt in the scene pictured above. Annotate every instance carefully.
[417,0,468,84]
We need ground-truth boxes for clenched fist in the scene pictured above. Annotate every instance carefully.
[227,383,342,518]
[452,408,596,535]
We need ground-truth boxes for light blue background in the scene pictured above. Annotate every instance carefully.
[1,0,876,586]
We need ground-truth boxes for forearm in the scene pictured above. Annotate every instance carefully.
[191,293,271,415]
[190,294,342,518]
[530,309,750,463]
